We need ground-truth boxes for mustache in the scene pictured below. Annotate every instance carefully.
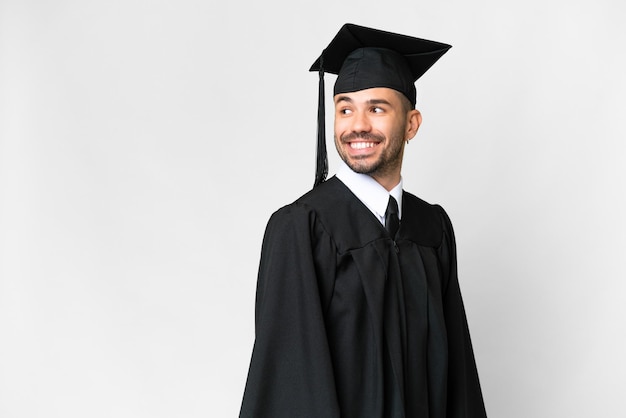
[340,132,385,142]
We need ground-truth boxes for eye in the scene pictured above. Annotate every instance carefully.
[339,108,353,115]
[371,106,384,114]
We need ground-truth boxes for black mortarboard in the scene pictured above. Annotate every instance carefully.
[309,23,452,186]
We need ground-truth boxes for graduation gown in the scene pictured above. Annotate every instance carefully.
[240,176,486,418]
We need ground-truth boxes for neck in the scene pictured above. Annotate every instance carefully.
[370,172,401,192]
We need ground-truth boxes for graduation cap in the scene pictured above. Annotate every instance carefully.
[309,23,452,186]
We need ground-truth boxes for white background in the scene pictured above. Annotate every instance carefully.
[1,0,625,417]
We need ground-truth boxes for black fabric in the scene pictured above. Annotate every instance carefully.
[314,53,328,187]
[385,195,400,240]
[309,23,452,93]
[240,177,487,418]
[334,47,418,107]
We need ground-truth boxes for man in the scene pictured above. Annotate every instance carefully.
[240,23,487,417]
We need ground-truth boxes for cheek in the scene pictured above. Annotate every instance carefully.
[390,116,409,138]
[334,120,348,139]
[334,117,346,130]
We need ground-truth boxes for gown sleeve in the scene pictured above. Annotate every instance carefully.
[437,206,488,418]
[239,204,340,418]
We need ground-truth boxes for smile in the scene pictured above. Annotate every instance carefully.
[349,142,378,149]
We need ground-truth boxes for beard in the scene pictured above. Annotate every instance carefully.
[335,129,405,178]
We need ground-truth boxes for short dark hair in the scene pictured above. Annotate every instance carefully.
[397,90,414,114]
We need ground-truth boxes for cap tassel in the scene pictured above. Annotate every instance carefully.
[314,52,328,187]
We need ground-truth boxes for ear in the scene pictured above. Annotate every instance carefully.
[405,109,422,142]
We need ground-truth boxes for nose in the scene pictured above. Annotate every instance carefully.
[350,110,371,134]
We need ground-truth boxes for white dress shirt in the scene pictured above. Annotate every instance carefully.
[335,161,403,227]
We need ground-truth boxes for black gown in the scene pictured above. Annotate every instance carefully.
[240,176,486,417]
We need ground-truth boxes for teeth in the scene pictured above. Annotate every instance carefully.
[350,142,376,149]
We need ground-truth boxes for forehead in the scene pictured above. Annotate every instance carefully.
[333,87,405,104]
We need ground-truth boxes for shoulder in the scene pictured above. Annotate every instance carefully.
[268,179,340,222]
[263,180,341,241]
[294,176,348,210]
[267,177,386,252]
[401,191,455,247]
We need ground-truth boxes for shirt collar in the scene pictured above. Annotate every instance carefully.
[336,161,403,222]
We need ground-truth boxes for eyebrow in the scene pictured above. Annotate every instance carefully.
[367,99,392,106]
[334,96,392,106]
[334,95,353,104]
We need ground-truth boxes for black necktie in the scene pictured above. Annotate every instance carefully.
[385,196,400,239]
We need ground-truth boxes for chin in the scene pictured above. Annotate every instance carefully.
[346,160,379,175]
